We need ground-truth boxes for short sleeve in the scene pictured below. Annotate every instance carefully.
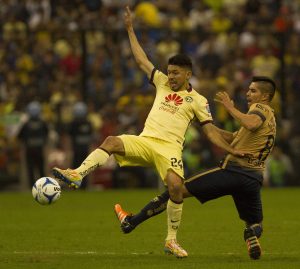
[194,96,213,124]
[248,103,268,122]
[150,69,168,89]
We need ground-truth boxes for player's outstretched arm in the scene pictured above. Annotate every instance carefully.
[214,91,263,131]
[202,123,245,157]
[124,6,154,78]
[211,124,235,144]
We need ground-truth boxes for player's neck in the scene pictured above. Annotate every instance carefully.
[177,82,191,92]
[259,101,270,106]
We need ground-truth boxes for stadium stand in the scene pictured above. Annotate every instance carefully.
[0,0,299,189]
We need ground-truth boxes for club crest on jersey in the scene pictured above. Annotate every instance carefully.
[165,93,183,106]
[185,96,193,103]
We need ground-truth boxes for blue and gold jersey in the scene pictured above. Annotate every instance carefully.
[222,103,276,173]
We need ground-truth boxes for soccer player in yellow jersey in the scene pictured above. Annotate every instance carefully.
[114,76,276,260]
[52,6,243,258]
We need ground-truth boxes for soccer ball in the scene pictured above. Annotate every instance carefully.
[32,177,61,205]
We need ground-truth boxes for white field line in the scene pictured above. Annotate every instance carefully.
[10,251,300,256]
[12,251,153,255]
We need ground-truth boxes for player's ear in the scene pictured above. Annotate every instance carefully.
[261,92,270,102]
[186,70,192,80]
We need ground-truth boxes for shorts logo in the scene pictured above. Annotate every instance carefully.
[185,96,193,103]
[165,93,183,106]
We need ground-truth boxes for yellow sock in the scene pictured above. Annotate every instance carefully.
[75,148,109,178]
[166,199,183,241]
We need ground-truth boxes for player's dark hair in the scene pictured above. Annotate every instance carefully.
[168,54,192,71]
[252,76,276,101]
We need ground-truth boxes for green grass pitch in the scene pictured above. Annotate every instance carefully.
[0,188,300,269]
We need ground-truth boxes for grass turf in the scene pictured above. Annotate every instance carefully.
[0,188,300,269]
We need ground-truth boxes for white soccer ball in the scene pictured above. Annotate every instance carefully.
[32,177,61,205]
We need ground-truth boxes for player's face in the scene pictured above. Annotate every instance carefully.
[246,82,267,107]
[167,65,191,91]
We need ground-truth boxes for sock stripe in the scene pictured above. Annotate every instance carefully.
[98,147,111,156]
[169,198,183,205]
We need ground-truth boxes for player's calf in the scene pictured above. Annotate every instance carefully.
[244,224,263,260]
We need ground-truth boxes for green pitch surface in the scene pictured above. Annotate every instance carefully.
[1,188,300,269]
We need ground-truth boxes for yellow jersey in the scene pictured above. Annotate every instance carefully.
[140,69,213,147]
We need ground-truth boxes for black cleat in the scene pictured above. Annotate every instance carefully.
[244,227,262,260]
[120,217,136,234]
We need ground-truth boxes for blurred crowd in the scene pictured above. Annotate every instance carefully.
[0,0,299,190]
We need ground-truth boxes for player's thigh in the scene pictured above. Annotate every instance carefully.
[114,135,153,167]
[154,148,184,184]
[184,168,235,202]
[232,178,263,223]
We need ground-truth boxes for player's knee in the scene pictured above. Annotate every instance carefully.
[101,136,123,153]
[165,171,183,201]
[244,223,263,240]
[167,181,182,196]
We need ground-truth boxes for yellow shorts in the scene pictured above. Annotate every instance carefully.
[114,135,184,183]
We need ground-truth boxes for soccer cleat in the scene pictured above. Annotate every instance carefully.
[52,167,82,189]
[244,227,262,260]
[164,239,188,258]
[114,204,135,234]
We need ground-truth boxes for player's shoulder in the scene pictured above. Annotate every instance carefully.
[153,69,167,80]
[250,103,274,114]
[151,69,168,86]
[188,88,208,102]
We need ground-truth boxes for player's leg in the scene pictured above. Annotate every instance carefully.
[164,170,188,258]
[115,174,188,258]
[52,136,124,188]
[115,190,170,233]
[232,176,263,259]
[114,181,193,233]
[26,149,36,187]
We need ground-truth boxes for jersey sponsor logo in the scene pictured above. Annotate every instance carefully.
[159,103,179,114]
[165,93,183,106]
[185,96,193,103]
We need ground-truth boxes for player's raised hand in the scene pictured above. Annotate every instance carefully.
[124,6,133,30]
[214,91,234,110]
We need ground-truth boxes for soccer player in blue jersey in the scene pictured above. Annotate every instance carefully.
[52,6,244,258]
[114,76,277,260]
